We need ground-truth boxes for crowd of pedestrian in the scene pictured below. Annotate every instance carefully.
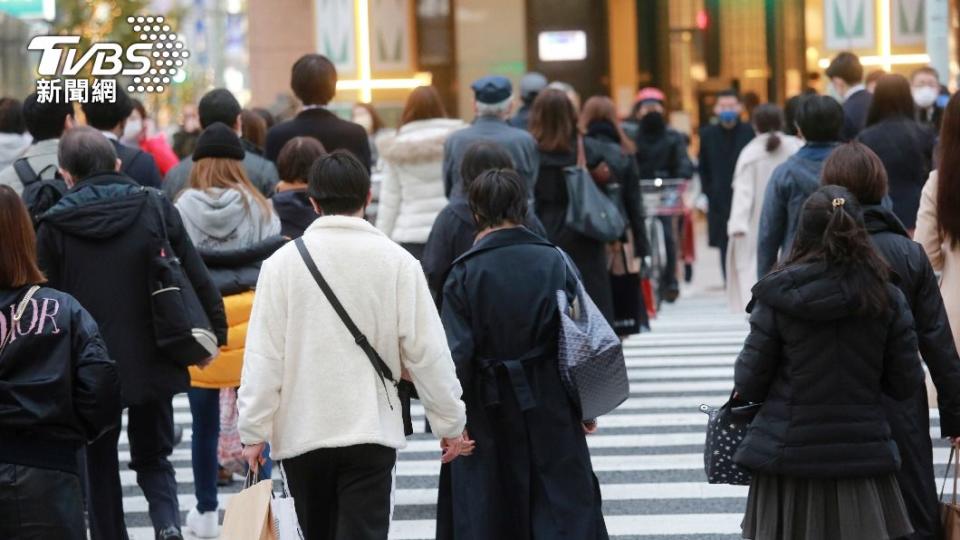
[0,44,958,540]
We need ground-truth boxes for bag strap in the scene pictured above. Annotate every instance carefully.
[940,446,959,503]
[13,158,38,186]
[576,135,587,170]
[0,285,41,357]
[293,238,396,408]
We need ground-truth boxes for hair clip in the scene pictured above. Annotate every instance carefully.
[832,197,846,208]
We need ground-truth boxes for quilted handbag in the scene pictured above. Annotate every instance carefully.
[699,393,761,485]
[563,136,627,242]
[556,249,628,421]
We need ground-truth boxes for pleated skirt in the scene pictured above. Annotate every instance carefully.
[741,473,914,540]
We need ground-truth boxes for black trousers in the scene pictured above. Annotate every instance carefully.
[85,398,179,539]
[0,463,85,540]
[282,444,397,540]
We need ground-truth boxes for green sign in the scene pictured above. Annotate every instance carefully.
[0,0,51,20]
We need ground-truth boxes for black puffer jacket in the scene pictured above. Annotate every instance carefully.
[733,262,922,478]
[199,236,287,295]
[0,286,120,474]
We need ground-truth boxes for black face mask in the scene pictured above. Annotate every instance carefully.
[640,111,666,135]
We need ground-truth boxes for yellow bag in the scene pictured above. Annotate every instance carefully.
[221,472,275,540]
[940,447,960,539]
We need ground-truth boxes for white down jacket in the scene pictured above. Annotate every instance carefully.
[375,118,465,243]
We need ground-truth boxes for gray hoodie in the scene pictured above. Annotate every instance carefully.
[175,187,281,251]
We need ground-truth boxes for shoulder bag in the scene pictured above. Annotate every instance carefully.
[563,137,626,242]
[294,238,416,436]
[699,391,761,485]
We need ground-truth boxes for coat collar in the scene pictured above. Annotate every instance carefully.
[304,214,384,236]
[452,226,553,267]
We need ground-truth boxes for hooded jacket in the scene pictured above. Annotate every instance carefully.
[175,187,281,251]
[36,172,226,405]
[756,143,837,278]
[733,262,922,478]
[0,132,30,172]
[0,286,120,474]
[272,188,315,238]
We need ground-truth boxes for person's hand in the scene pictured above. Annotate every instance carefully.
[459,429,476,457]
[440,435,468,463]
[583,420,598,434]
[242,442,266,472]
[950,436,960,448]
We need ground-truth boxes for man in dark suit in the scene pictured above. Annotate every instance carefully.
[826,52,871,141]
[265,54,371,169]
[81,88,162,188]
[698,89,754,280]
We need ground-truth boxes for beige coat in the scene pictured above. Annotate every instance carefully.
[916,170,960,351]
[725,132,803,312]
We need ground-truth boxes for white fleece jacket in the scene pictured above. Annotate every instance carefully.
[237,215,466,458]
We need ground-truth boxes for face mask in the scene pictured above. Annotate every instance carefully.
[718,110,739,125]
[122,118,142,144]
[913,86,939,109]
[640,111,666,134]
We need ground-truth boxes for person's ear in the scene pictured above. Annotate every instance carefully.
[795,123,805,141]
[366,189,373,207]
[309,198,323,216]
[114,158,122,172]
[234,114,242,135]
[64,114,75,131]
[59,168,76,188]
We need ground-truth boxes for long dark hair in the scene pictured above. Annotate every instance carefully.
[937,92,960,247]
[784,185,890,317]
[0,185,45,288]
[578,96,635,153]
[752,103,783,152]
[866,74,915,127]
[529,88,578,153]
[400,86,447,126]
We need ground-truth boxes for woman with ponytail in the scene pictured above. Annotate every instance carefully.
[726,104,802,312]
[734,185,921,539]
[916,91,960,354]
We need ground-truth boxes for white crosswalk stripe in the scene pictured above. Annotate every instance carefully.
[118,293,947,539]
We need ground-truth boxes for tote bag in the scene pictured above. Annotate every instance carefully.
[563,137,626,242]
[221,471,274,540]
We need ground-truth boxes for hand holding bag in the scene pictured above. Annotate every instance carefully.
[563,137,627,242]
[700,392,761,485]
[221,470,274,540]
[941,446,960,538]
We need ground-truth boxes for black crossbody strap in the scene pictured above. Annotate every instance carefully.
[294,238,396,407]
[13,158,37,186]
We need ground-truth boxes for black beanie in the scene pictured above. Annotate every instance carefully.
[192,122,245,161]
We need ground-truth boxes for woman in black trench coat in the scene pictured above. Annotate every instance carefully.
[528,88,615,323]
[435,169,607,539]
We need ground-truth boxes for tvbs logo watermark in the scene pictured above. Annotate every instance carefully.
[28,15,189,104]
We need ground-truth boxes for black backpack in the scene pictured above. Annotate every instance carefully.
[13,158,68,227]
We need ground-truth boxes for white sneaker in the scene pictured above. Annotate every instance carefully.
[186,506,219,538]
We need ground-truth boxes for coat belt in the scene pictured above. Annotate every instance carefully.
[476,344,551,412]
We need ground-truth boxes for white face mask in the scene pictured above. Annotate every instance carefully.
[913,86,939,109]
[122,118,143,144]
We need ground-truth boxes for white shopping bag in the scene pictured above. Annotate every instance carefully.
[271,463,303,540]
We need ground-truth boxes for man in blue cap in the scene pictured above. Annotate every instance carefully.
[442,75,539,199]
[508,71,547,130]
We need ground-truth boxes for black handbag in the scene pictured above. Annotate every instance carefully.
[294,238,416,436]
[609,242,642,336]
[699,392,761,485]
[147,191,219,367]
[563,137,627,242]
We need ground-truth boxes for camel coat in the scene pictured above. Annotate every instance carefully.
[725,132,802,312]
[916,170,960,352]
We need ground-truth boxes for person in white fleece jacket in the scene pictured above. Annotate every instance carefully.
[238,150,469,540]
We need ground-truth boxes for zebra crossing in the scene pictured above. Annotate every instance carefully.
[119,293,950,539]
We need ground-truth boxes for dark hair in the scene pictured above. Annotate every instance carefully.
[784,185,890,317]
[825,52,864,85]
[252,107,275,129]
[468,169,528,230]
[353,102,385,133]
[866,69,886,86]
[795,95,844,142]
[130,98,147,120]
[752,103,783,152]
[529,88,578,153]
[0,185,45,288]
[198,88,241,129]
[579,95,636,153]
[241,109,267,150]
[716,88,740,101]
[306,150,370,215]
[783,94,804,136]
[936,92,960,247]
[820,142,888,205]
[911,66,939,81]
[291,54,337,106]
[0,98,25,134]
[460,141,514,189]
[81,86,133,130]
[277,136,326,183]
[21,92,74,141]
[400,86,447,126]
[866,74,915,126]
[58,126,118,180]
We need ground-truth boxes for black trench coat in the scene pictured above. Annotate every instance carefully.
[436,227,607,540]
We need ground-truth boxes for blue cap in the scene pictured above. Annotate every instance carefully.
[471,76,513,104]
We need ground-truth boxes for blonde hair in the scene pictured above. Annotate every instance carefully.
[185,158,273,221]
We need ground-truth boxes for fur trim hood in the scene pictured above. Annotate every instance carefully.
[379,118,465,165]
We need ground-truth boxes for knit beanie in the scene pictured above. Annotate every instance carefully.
[192,122,244,161]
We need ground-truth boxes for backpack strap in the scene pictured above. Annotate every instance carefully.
[13,158,38,186]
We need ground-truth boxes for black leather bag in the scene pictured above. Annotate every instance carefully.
[563,137,627,242]
[147,191,219,367]
[699,393,761,485]
[294,238,416,436]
